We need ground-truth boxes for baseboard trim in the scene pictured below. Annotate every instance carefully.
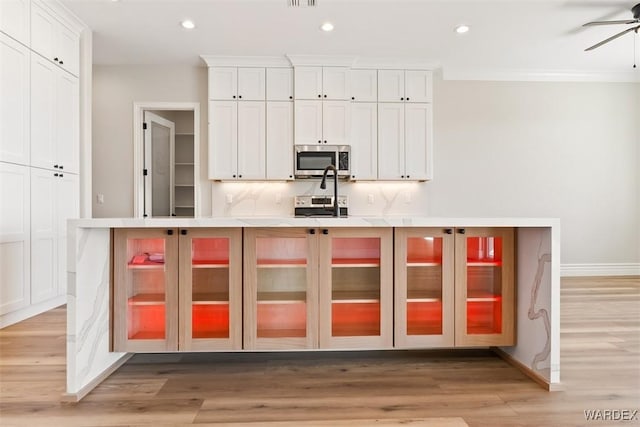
[492,347,563,391]
[61,353,133,402]
[561,263,640,277]
[0,296,66,329]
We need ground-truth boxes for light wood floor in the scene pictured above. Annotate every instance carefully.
[1,276,638,426]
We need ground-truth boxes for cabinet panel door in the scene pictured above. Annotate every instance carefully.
[377,103,404,180]
[318,227,393,349]
[266,102,294,180]
[113,228,179,352]
[266,68,293,101]
[56,21,79,76]
[350,69,377,102]
[294,66,322,100]
[349,102,377,180]
[454,227,515,347]
[30,168,57,304]
[0,34,30,166]
[322,101,350,146]
[394,228,454,348]
[55,72,79,174]
[30,53,56,170]
[0,0,30,47]
[404,103,432,181]
[244,228,319,350]
[322,67,350,100]
[0,163,30,315]
[56,173,78,296]
[294,100,322,145]
[237,67,265,101]
[237,101,266,180]
[31,3,56,62]
[208,101,237,179]
[179,228,242,351]
[209,67,237,100]
[405,70,432,103]
[378,70,404,102]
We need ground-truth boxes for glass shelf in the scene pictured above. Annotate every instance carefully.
[257,258,307,268]
[128,293,165,305]
[331,258,380,268]
[191,259,229,268]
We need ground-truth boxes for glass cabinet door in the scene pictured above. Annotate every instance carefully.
[179,228,242,351]
[394,228,454,348]
[113,228,178,352]
[319,228,393,349]
[243,228,318,350]
[455,227,515,346]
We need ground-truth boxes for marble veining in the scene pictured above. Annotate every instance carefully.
[529,242,552,372]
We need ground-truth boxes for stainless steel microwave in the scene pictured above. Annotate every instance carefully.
[294,145,350,178]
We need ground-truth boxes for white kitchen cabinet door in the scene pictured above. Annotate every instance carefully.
[266,68,293,101]
[237,101,266,180]
[350,69,377,102]
[208,101,238,179]
[31,3,56,63]
[294,66,322,100]
[266,102,294,180]
[237,68,265,101]
[377,103,405,180]
[0,34,30,166]
[322,67,350,100]
[0,0,30,46]
[209,67,237,100]
[30,167,57,304]
[405,70,432,103]
[350,103,377,180]
[378,70,405,103]
[55,71,79,174]
[294,100,323,145]
[322,101,350,146]
[56,20,80,76]
[30,53,56,171]
[56,172,78,296]
[404,103,432,180]
[0,162,30,315]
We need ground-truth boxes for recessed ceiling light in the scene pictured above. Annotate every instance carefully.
[320,22,334,32]
[455,24,470,34]
[181,20,195,30]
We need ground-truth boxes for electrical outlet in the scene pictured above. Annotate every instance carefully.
[97,193,104,204]
[226,194,233,204]
[367,194,374,204]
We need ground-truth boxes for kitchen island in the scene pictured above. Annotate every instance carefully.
[65,217,560,400]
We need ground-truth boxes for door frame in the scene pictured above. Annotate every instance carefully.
[143,111,175,217]
[133,102,200,218]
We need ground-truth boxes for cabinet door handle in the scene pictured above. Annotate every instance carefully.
[232,174,236,178]
[351,96,355,100]
[54,57,59,62]
[167,229,174,235]
[232,95,236,99]
[323,94,327,98]
[59,60,64,65]
[238,95,242,99]
[323,140,327,144]
[444,228,453,234]
[180,229,187,235]
[322,229,329,235]
[238,174,242,178]
[59,165,63,170]
[289,96,293,100]
[458,228,466,235]
[54,173,59,177]
[318,140,322,144]
[318,94,321,98]
[309,229,316,234]
[400,97,404,101]
[406,175,410,179]
[401,175,405,178]
[59,173,63,178]
[289,175,293,179]
[406,97,409,101]
[54,164,59,169]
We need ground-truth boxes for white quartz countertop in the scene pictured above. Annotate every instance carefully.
[70,217,560,228]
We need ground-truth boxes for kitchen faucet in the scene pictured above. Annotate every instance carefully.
[320,165,340,217]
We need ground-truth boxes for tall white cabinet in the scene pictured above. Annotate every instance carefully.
[0,0,84,327]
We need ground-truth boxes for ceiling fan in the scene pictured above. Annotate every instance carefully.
[583,3,640,51]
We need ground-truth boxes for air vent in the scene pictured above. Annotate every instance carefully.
[288,0,316,6]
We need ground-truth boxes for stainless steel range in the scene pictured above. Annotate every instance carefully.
[294,195,348,217]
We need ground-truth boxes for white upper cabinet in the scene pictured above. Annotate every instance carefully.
[378,70,432,103]
[0,0,30,46]
[266,102,294,180]
[322,101,350,146]
[294,100,323,145]
[295,66,350,100]
[350,69,377,102]
[266,68,293,101]
[209,67,265,101]
[350,102,377,180]
[0,34,30,166]
[236,101,266,179]
[31,2,79,76]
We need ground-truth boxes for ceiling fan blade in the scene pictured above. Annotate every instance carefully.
[585,25,640,51]
[583,19,638,26]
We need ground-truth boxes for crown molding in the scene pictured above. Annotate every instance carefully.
[442,67,640,83]
[286,55,357,67]
[353,57,440,70]
[35,0,87,33]
[200,55,291,67]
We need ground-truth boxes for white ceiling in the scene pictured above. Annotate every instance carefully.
[61,0,640,81]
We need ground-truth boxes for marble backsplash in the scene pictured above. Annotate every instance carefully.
[211,181,429,217]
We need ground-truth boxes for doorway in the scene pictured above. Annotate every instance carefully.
[133,103,200,218]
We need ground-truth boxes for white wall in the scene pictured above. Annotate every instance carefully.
[92,65,639,265]
[92,65,210,217]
